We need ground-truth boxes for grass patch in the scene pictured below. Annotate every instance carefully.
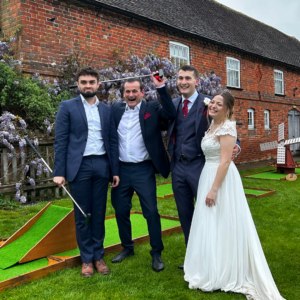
[244,167,300,180]
[0,259,48,283]
[243,189,267,196]
[157,184,173,197]
[0,169,298,299]
[0,205,72,269]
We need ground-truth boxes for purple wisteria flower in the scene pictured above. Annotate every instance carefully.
[19,119,27,129]
[15,190,21,201]
[33,138,39,147]
[20,196,26,204]
[29,178,35,186]
[16,183,22,190]
[23,165,29,173]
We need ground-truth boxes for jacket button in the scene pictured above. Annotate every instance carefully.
[81,152,83,155]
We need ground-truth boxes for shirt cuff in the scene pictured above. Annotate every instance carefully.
[157,84,165,88]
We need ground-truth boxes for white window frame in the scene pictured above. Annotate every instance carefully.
[248,108,254,129]
[264,110,270,129]
[226,57,240,88]
[274,70,284,95]
[169,41,190,68]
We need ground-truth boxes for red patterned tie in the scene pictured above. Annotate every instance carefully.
[182,99,189,117]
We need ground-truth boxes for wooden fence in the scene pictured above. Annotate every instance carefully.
[0,131,67,203]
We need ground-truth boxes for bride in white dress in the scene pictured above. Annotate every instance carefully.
[184,92,285,300]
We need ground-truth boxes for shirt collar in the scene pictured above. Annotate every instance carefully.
[181,91,198,104]
[80,94,100,106]
[125,101,142,111]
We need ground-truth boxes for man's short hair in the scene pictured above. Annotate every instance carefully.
[123,78,144,91]
[76,66,100,82]
[178,65,199,79]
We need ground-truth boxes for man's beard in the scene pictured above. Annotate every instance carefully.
[79,88,97,98]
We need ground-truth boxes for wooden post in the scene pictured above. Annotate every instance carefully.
[12,149,18,182]
[2,148,9,184]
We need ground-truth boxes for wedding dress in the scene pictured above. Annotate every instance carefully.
[184,120,285,300]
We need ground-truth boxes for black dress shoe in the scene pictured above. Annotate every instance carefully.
[152,256,164,272]
[178,264,184,270]
[111,248,134,263]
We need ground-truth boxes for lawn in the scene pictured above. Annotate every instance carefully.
[0,166,298,300]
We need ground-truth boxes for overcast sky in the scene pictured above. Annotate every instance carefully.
[216,0,300,39]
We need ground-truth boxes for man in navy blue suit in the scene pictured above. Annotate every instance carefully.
[157,65,241,269]
[110,74,176,272]
[52,66,119,277]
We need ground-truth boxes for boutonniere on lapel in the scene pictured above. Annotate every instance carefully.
[203,97,211,106]
[144,112,151,120]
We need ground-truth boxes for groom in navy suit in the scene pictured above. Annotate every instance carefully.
[52,66,119,277]
[110,75,176,272]
[157,65,241,269]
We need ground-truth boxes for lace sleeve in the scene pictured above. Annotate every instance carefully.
[215,120,237,138]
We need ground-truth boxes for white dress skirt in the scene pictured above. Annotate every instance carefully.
[184,120,285,300]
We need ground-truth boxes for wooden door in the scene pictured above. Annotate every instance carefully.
[288,109,300,152]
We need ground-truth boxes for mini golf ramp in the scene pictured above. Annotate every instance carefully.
[0,202,77,269]
[0,211,181,292]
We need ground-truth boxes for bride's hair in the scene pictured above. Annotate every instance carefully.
[207,91,235,125]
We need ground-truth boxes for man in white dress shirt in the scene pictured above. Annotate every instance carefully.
[53,67,119,277]
[110,76,176,272]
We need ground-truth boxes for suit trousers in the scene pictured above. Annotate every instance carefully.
[111,160,164,257]
[68,155,110,263]
[172,157,205,246]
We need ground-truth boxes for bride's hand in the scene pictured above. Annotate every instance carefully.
[205,189,217,207]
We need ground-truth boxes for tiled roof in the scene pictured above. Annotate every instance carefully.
[92,0,300,69]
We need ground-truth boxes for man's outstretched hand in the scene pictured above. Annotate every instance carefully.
[231,145,239,161]
[151,72,165,88]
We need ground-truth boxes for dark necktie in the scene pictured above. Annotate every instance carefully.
[182,99,189,117]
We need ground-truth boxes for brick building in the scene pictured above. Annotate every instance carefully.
[1,0,300,163]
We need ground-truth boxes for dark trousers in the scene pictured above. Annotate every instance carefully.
[172,157,205,246]
[68,155,110,263]
[111,160,164,257]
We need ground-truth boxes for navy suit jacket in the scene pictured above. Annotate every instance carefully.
[111,88,176,178]
[157,88,241,171]
[52,96,119,182]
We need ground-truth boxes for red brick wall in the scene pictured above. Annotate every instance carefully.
[2,0,300,163]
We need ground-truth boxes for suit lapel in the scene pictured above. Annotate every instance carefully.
[169,97,181,137]
[98,102,106,135]
[196,93,205,132]
[139,101,147,138]
[75,95,88,127]
[115,103,126,128]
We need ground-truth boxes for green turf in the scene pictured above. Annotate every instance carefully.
[0,205,72,270]
[244,189,268,196]
[54,214,180,257]
[157,184,173,197]
[0,259,48,282]
[244,168,300,180]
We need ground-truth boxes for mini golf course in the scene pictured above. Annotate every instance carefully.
[156,182,275,199]
[0,203,181,291]
[244,168,300,180]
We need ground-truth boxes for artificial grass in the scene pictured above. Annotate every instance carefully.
[157,184,173,197]
[244,168,300,180]
[0,259,48,282]
[54,214,180,257]
[0,205,72,270]
[244,189,268,196]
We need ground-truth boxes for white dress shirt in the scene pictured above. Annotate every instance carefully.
[118,102,150,162]
[80,94,106,156]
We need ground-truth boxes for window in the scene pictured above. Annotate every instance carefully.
[248,108,254,129]
[226,57,240,88]
[170,42,189,68]
[274,70,284,95]
[264,110,270,129]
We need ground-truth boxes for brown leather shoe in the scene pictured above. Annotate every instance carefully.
[94,259,110,275]
[81,262,94,277]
